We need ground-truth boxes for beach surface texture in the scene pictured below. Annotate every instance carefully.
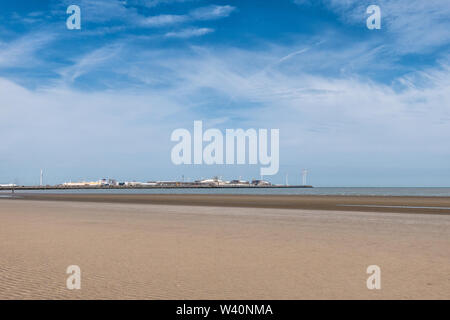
[0,194,449,299]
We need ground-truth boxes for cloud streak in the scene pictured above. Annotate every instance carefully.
[165,27,214,38]
[141,4,236,27]
[294,0,450,54]
[0,31,55,68]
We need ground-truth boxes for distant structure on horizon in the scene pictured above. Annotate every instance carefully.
[0,183,17,187]
[60,176,273,188]
[62,178,118,187]
[302,169,308,186]
[1,172,314,189]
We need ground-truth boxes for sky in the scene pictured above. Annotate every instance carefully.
[0,0,449,186]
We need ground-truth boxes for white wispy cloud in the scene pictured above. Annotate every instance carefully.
[0,31,55,68]
[61,0,139,23]
[189,5,236,20]
[165,27,214,38]
[141,4,236,27]
[294,0,450,54]
[126,0,197,8]
[141,14,188,27]
[43,1,235,37]
[57,44,124,83]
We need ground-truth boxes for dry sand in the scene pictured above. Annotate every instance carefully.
[0,197,449,299]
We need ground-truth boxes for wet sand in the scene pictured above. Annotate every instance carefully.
[0,197,449,299]
[7,193,450,215]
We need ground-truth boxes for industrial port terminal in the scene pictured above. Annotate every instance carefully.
[0,175,313,190]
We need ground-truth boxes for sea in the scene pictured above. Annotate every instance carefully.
[2,187,450,197]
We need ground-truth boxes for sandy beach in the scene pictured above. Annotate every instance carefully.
[0,195,449,299]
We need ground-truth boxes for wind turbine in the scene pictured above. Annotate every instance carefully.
[302,169,308,186]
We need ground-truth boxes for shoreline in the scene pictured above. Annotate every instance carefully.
[3,193,450,215]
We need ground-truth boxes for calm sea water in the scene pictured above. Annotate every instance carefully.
[3,187,450,197]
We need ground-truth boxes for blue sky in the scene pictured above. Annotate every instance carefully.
[0,0,449,186]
